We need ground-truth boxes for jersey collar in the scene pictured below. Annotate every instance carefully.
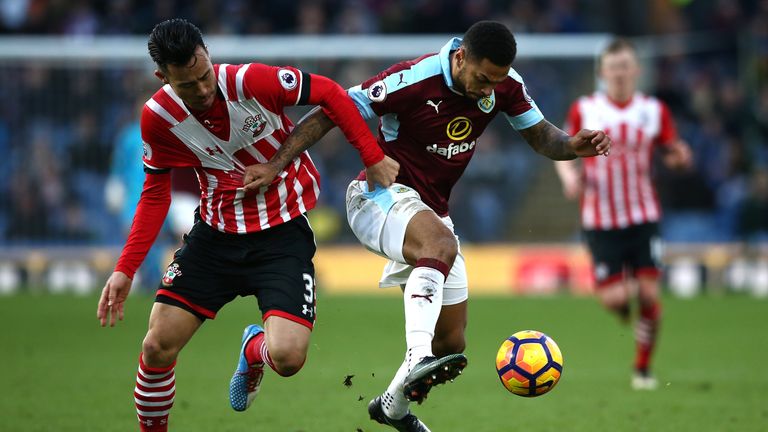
[439,37,462,92]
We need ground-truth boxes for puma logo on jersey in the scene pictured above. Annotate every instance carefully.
[410,294,433,303]
[426,99,442,114]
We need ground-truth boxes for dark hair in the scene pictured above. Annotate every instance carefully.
[148,18,206,71]
[462,21,517,67]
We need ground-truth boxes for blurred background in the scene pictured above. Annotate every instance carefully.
[0,0,766,298]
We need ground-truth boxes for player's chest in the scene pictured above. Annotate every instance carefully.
[402,94,495,145]
[582,106,660,148]
[172,100,282,160]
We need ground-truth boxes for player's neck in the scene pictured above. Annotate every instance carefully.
[605,91,634,108]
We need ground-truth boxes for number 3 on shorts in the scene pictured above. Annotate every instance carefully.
[303,273,315,304]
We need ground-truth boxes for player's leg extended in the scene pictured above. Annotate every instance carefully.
[585,228,631,323]
[230,214,317,411]
[630,223,663,389]
[632,275,661,389]
[399,211,467,403]
[136,303,202,432]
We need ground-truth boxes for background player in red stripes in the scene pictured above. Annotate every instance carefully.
[555,38,692,390]
[96,19,399,432]
[243,21,611,431]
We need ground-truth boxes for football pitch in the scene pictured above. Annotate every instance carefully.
[2,293,766,431]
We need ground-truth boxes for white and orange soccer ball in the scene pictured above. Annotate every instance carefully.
[495,330,564,397]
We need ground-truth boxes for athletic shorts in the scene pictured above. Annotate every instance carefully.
[582,222,662,288]
[155,213,317,329]
[345,180,468,306]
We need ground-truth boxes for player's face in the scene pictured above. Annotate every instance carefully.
[454,48,510,100]
[155,45,217,111]
[600,49,640,100]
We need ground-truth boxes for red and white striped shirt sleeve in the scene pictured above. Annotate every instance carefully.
[242,64,384,167]
[656,102,678,147]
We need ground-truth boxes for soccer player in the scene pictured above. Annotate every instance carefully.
[96,19,399,432]
[243,21,611,431]
[554,38,692,390]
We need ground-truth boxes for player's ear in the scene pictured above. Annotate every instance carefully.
[154,70,169,85]
[455,47,465,66]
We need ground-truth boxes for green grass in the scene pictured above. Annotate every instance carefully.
[1,293,766,431]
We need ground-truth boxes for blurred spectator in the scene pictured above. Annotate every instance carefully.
[0,0,762,246]
[739,168,768,242]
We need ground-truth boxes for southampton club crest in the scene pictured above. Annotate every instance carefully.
[477,91,496,113]
[242,114,267,137]
[162,263,182,287]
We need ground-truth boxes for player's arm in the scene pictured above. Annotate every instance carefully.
[98,169,172,327]
[519,119,611,161]
[656,102,692,171]
[553,101,584,200]
[243,71,398,193]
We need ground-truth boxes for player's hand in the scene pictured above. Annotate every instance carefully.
[364,155,400,192]
[242,162,281,194]
[569,129,611,157]
[663,140,693,171]
[97,271,132,327]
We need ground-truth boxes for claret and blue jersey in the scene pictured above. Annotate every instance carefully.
[348,37,545,216]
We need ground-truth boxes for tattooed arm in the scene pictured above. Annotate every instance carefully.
[242,107,335,193]
[519,119,611,161]
[242,108,399,193]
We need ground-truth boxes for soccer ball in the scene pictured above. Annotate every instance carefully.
[495,330,563,397]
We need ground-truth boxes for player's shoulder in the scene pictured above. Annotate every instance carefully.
[495,67,529,96]
[630,92,670,117]
[363,52,442,92]
[142,85,190,129]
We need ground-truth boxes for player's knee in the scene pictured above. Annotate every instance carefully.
[269,347,307,377]
[141,334,179,366]
[425,233,458,267]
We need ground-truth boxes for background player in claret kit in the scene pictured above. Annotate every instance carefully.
[95,19,398,432]
[554,38,692,390]
[242,21,611,432]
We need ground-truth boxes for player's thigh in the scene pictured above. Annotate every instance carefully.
[583,229,625,288]
[246,216,317,331]
[155,222,244,321]
[144,302,203,358]
[346,180,434,264]
[401,209,457,266]
[628,223,663,278]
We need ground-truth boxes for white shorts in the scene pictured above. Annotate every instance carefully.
[345,180,468,306]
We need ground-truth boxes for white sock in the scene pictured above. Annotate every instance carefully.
[381,359,410,419]
[403,266,444,363]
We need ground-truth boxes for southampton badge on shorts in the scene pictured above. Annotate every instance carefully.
[162,263,182,287]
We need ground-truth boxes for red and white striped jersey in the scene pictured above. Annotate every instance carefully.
[566,92,678,231]
[141,63,321,234]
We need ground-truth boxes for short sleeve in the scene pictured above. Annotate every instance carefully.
[657,101,678,147]
[140,105,197,171]
[241,63,311,110]
[500,68,544,130]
